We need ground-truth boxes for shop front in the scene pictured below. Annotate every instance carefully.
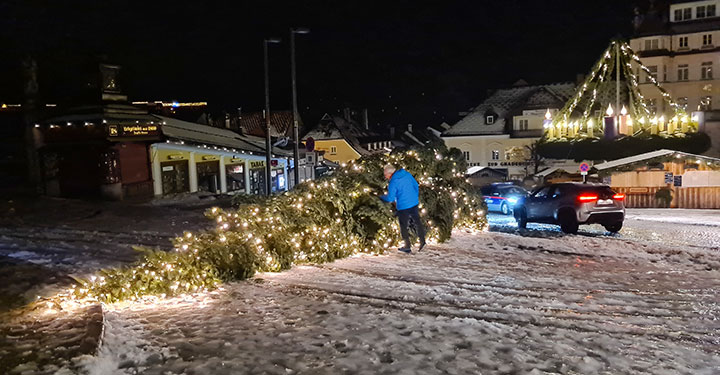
[150,142,288,197]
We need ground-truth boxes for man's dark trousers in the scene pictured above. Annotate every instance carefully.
[397,205,426,249]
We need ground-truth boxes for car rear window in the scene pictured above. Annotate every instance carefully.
[576,185,615,197]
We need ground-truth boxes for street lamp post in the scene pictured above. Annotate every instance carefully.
[264,37,281,196]
[290,27,309,187]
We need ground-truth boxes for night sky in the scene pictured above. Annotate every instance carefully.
[0,0,641,129]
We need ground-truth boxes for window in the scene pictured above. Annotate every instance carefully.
[679,36,689,48]
[307,154,314,163]
[647,98,658,114]
[330,146,337,154]
[703,34,713,46]
[646,65,658,83]
[486,115,495,125]
[678,64,689,81]
[684,7,692,20]
[517,119,529,130]
[702,62,713,79]
[644,39,659,50]
[533,186,552,198]
[700,96,713,110]
[675,8,683,21]
[462,151,470,161]
[698,5,707,18]
[709,4,717,17]
[677,97,689,110]
[491,150,500,160]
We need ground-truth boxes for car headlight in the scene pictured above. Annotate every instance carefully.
[507,197,518,204]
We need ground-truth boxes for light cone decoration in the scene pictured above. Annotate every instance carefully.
[543,40,699,142]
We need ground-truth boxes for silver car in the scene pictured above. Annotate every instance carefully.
[514,183,625,234]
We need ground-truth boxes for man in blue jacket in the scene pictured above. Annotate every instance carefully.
[380,164,426,254]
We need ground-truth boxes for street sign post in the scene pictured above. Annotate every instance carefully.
[579,162,590,183]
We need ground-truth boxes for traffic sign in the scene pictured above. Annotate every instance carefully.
[579,162,590,172]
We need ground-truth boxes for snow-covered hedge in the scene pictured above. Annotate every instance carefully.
[66,145,487,303]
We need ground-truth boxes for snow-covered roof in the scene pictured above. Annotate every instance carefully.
[534,167,561,177]
[159,116,290,156]
[443,83,576,137]
[593,149,720,171]
[466,166,486,175]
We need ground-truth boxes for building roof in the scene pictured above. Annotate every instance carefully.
[238,111,298,138]
[303,114,381,156]
[158,115,290,156]
[593,149,720,171]
[443,83,576,137]
[466,166,507,177]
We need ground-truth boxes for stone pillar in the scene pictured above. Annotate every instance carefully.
[188,152,198,193]
[219,155,227,193]
[151,145,162,196]
[244,159,252,194]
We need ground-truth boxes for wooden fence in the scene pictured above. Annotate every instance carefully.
[612,186,720,209]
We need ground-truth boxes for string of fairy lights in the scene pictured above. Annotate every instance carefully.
[544,41,699,141]
[43,147,487,312]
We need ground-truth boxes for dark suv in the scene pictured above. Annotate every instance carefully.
[513,183,625,234]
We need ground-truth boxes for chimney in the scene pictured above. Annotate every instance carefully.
[407,123,413,133]
[363,108,369,130]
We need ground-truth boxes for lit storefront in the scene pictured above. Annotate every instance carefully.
[152,116,289,196]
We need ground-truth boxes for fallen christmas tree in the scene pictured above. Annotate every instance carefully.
[55,145,487,305]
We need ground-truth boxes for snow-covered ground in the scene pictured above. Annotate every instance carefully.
[84,211,720,375]
[2,206,720,374]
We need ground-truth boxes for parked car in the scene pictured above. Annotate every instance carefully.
[480,183,529,215]
[513,182,625,234]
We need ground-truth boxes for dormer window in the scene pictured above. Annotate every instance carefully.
[486,115,495,125]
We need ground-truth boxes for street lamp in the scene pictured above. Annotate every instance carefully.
[290,27,310,187]
[264,37,281,196]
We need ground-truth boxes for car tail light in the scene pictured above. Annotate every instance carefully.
[577,194,598,202]
[613,193,625,201]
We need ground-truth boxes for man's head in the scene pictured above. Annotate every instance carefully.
[383,164,396,180]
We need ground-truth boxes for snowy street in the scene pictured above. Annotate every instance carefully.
[1,204,720,374]
[83,210,720,374]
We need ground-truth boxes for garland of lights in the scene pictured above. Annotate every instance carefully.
[44,145,487,309]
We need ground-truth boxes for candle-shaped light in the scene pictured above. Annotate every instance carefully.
[587,118,594,138]
[619,105,628,135]
[543,109,554,139]
[669,116,678,134]
[650,116,658,135]
[627,116,634,136]
[659,115,665,132]
[682,115,690,133]
[604,104,616,140]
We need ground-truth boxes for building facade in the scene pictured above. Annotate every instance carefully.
[442,82,580,181]
[303,112,393,165]
[631,0,720,115]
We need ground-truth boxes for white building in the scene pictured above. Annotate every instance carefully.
[442,82,580,181]
[631,0,720,157]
